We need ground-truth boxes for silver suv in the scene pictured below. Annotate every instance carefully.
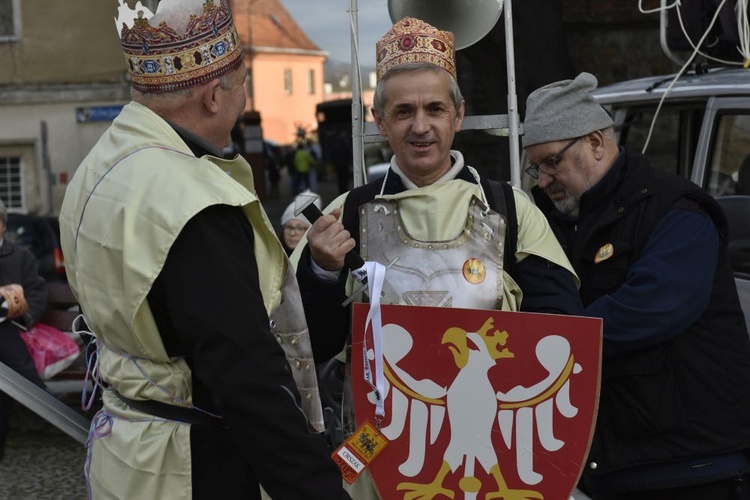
[591,66,750,198]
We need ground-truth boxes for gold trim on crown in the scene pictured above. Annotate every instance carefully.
[375,17,456,80]
[117,0,244,93]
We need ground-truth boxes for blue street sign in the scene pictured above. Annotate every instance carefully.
[76,105,124,123]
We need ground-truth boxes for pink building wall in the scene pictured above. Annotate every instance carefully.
[248,52,327,145]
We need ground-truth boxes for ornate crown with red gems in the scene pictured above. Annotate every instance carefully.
[115,0,244,93]
[375,17,456,80]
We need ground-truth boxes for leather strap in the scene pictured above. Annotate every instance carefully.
[112,391,225,427]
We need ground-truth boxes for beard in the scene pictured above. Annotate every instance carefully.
[552,191,580,218]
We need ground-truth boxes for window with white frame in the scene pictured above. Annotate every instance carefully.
[0,155,23,210]
[284,69,293,95]
[0,0,21,42]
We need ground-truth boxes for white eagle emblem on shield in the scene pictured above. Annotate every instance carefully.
[351,304,602,500]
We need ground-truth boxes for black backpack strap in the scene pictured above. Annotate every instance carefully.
[342,182,382,261]
[480,178,518,279]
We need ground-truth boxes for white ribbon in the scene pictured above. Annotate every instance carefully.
[362,260,387,420]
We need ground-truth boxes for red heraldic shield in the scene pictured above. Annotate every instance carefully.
[351,304,602,500]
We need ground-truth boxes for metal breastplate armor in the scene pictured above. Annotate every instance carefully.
[359,196,505,309]
[269,266,325,432]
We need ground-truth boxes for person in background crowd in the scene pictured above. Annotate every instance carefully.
[279,190,322,255]
[292,17,583,498]
[264,141,281,200]
[331,132,353,194]
[307,137,323,187]
[0,198,48,462]
[58,1,350,498]
[525,72,750,500]
[292,140,317,195]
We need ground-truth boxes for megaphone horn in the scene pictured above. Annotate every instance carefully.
[387,0,504,51]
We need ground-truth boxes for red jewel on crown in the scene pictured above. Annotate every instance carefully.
[398,35,416,51]
[432,40,446,52]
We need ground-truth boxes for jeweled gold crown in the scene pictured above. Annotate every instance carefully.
[115,0,244,93]
[375,17,456,80]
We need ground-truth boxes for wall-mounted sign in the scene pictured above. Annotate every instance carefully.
[76,105,124,123]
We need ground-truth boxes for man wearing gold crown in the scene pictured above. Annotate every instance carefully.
[292,17,583,498]
[58,1,351,499]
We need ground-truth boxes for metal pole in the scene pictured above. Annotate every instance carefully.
[0,361,89,445]
[350,0,366,188]
[504,0,521,187]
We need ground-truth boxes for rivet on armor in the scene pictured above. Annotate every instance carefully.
[618,207,624,213]
[290,336,299,346]
[306,393,312,400]
[276,335,282,344]
[295,360,301,369]
[642,188,648,194]
[589,462,598,469]
[269,320,276,330]
[428,244,433,249]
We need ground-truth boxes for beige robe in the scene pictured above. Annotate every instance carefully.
[60,101,318,499]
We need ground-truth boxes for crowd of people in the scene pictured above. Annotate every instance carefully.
[0,0,746,499]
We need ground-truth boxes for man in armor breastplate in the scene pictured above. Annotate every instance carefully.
[293,17,583,499]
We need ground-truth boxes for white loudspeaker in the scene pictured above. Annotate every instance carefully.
[388,0,504,50]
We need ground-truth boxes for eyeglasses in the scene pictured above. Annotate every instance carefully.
[284,224,309,233]
[525,137,580,179]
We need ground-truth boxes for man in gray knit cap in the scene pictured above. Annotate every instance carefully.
[524,72,750,499]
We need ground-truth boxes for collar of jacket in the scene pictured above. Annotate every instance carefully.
[380,164,479,195]
[578,147,628,214]
[0,241,13,258]
[167,121,224,158]
[580,148,662,217]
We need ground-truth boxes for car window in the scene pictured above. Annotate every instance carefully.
[705,112,750,197]
[617,104,705,180]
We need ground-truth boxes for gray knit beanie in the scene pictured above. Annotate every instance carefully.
[522,72,613,148]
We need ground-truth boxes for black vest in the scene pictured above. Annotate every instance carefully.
[534,151,750,474]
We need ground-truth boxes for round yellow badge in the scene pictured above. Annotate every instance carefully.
[463,258,486,284]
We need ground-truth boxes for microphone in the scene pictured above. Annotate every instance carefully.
[293,193,367,283]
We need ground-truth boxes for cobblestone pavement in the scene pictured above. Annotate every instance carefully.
[0,407,87,500]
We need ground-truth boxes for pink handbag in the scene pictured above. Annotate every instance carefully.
[19,322,80,380]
